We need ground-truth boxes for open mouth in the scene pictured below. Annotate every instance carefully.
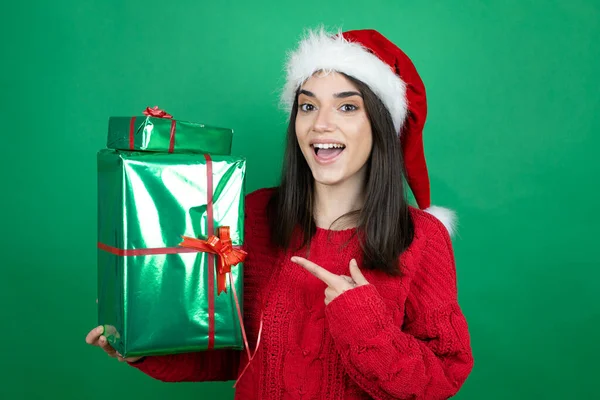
[311,143,346,161]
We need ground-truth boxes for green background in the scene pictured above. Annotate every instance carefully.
[2,0,598,398]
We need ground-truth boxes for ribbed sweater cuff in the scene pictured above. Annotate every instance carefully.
[127,356,171,377]
[325,284,388,345]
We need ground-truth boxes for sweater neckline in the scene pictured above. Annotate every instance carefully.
[313,225,358,244]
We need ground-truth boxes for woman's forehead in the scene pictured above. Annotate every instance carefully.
[300,71,359,94]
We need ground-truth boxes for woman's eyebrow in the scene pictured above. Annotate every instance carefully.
[299,89,316,97]
[299,90,363,98]
[334,91,363,98]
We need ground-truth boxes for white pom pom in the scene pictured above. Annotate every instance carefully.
[424,206,457,236]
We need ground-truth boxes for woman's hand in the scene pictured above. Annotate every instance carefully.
[291,257,369,305]
[85,325,143,363]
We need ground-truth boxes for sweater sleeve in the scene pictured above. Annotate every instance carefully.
[325,219,474,400]
[127,350,240,382]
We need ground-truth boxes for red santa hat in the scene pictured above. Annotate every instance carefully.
[280,27,456,235]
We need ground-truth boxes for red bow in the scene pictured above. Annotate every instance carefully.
[143,106,173,119]
[179,226,247,294]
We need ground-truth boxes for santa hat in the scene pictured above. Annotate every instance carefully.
[280,27,456,236]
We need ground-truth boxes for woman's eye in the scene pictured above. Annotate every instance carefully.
[340,104,358,112]
[300,103,315,112]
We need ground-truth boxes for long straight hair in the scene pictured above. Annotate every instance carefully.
[268,73,414,275]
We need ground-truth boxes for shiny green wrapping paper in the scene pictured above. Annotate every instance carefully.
[107,115,233,154]
[97,149,246,357]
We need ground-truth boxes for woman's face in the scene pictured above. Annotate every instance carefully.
[295,71,373,188]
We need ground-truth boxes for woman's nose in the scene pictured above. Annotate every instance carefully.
[312,108,336,133]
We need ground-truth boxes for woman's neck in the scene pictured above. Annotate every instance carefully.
[313,173,366,230]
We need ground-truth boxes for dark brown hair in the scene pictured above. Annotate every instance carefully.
[268,72,414,275]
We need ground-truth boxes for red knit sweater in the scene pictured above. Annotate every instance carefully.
[130,188,474,399]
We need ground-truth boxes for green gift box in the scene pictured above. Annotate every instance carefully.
[107,106,233,155]
[97,113,246,357]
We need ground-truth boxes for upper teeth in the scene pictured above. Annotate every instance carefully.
[313,143,345,149]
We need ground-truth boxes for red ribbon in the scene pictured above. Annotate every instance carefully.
[179,227,247,294]
[143,106,173,119]
[204,154,216,348]
[178,228,255,377]
[98,243,199,256]
[129,106,176,153]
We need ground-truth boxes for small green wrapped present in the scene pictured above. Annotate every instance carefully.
[107,106,233,155]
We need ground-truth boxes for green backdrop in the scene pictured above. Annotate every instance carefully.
[2,0,598,398]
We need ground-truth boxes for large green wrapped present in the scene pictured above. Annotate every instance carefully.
[97,111,246,358]
[107,106,233,155]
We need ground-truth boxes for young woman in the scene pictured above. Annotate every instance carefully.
[86,28,474,399]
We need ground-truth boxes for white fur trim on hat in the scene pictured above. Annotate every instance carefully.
[281,28,408,134]
[424,206,457,237]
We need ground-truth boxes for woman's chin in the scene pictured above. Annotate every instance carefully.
[311,171,345,187]
[309,162,368,189]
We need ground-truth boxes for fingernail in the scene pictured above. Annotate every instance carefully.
[290,257,298,262]
[99,336,105,343]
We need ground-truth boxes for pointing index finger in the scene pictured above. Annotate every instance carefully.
[291,257,339,286]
